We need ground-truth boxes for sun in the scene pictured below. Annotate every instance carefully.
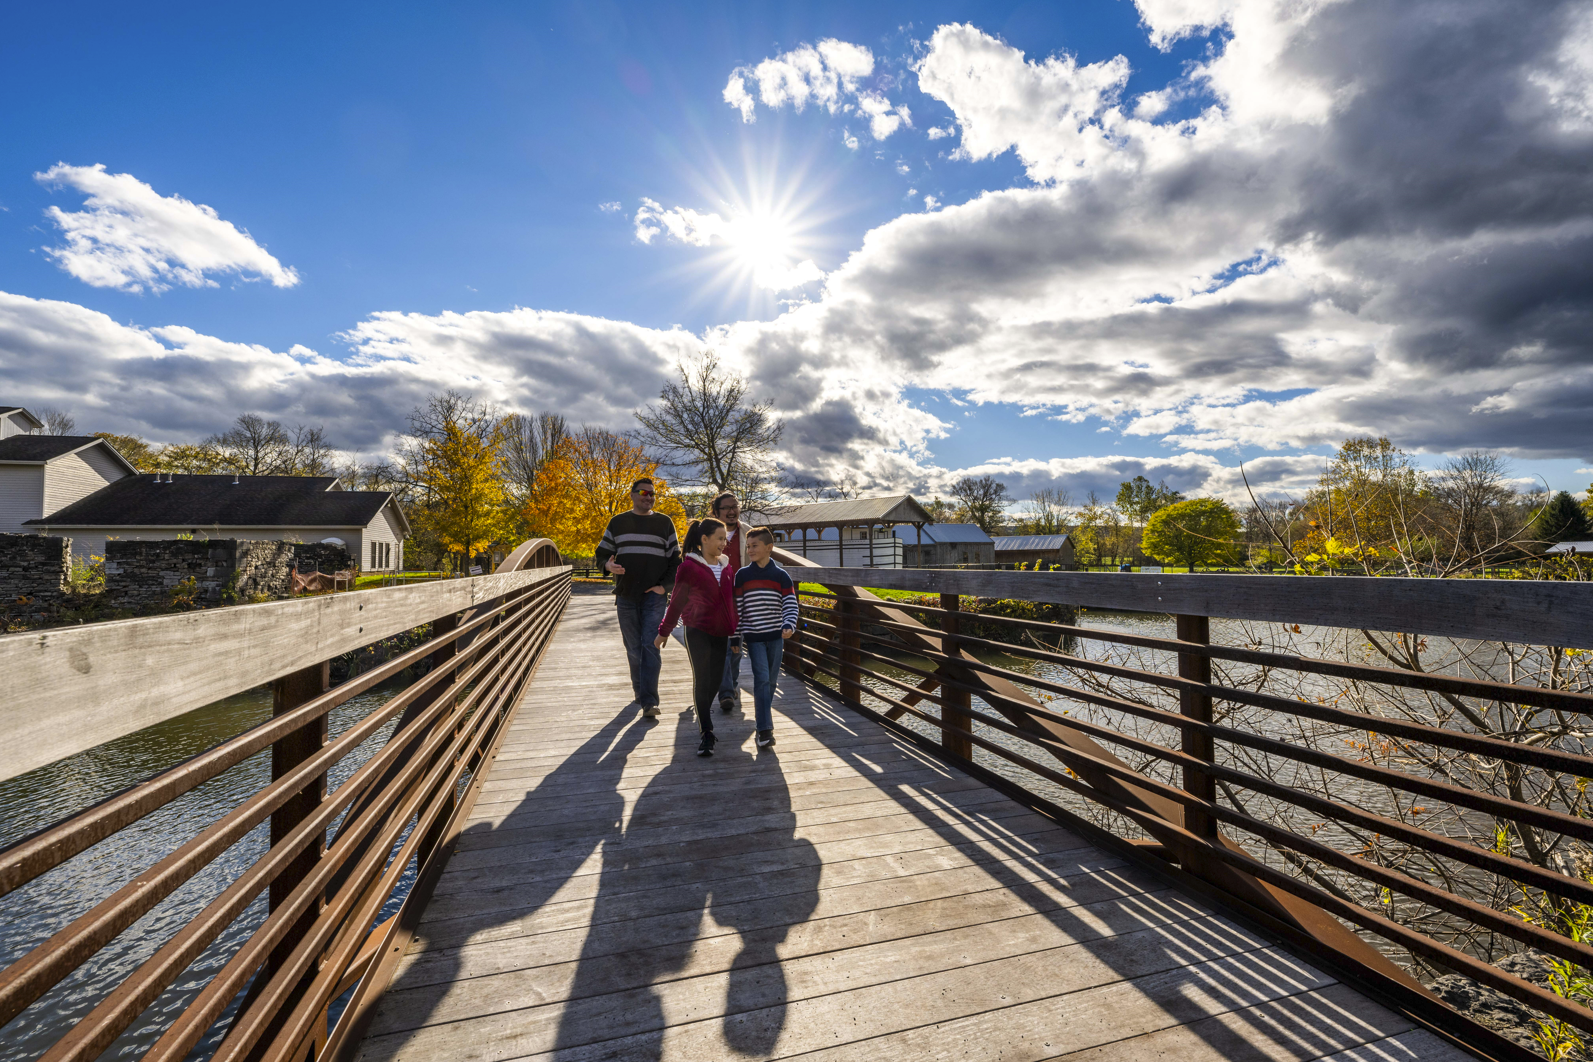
[719,209,823,292]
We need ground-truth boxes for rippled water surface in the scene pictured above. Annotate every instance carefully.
[0,680,407,1062]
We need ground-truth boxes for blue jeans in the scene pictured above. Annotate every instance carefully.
[719,641,743,702]
[615,592,668,707]
[744,637,784,731]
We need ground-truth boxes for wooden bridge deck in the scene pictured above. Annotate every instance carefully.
[355,589,1468,1062]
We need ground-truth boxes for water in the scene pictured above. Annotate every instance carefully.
[0,679,410,1062]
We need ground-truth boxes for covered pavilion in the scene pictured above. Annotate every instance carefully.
[752,494,935,567]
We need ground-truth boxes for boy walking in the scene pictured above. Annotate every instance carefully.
[732,527,798,748]
[595,478,680,717]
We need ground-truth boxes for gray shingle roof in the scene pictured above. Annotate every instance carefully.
[992,534,1074,551]
[27,474,406,532]
[0,435,109,462]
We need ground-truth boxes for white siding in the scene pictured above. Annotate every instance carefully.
[0,411,39,439]
[359,504,404,570]
[42,447,125,516]
[0,466,45,531]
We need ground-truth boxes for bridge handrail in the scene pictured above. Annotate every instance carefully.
[0,539,569,1062]
[776,552,1593,1062]
[0,540,566,784]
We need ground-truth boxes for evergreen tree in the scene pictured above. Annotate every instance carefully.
[1528,491,1593,544]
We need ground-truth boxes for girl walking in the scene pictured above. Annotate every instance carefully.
[655,517,739,756]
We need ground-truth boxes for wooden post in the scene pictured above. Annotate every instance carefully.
[800,527,808,558]
[940,593,973,760]
[269,661,330,971]
[837,526,845,567]
[868,524,875,568]
[838,597,861,704]
[915,523,923,568]
[1176,614,1217,838]
[784,594,803,677]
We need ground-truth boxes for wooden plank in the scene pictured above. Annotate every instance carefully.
[787,562,1593,648]
[0,564,569,782]
[352,592,1415,1062]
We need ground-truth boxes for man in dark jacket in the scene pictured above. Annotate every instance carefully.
[595,478,681,717]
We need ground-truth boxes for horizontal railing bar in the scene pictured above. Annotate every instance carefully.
[204,592,554,1062]
[810,591,1593,715]
[2,587,556,1040]
[834,608,1593,779]
[816,646,1593,975]
[0,558,569,784]
[138,584,563,1062]
[801,648,1593,1036]
[803,630,1593,908]
[260,597,556,1062]
[0,574,562,897]
[800,615,1593,844]
[790,566,1593,650]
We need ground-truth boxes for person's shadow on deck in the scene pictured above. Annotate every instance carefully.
[551,708,820,1060]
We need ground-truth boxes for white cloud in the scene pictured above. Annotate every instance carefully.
[843,128,860,150]
[34,164,299,293]
[631,199,824,292]
[724,38,912,141]
[923,195,941,210]
[926,125,955,140]
[598,201,622,213]
[895,161,911,175]
[0,290,694,449]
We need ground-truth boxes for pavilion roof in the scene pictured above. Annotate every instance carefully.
[754,494,933,530]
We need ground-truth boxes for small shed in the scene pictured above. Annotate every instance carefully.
[890,523,995,567]
[756,495,934,568]
[992,534,1077,569]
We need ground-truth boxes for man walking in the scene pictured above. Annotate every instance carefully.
[595,478,680,718]
[711,491,755,713]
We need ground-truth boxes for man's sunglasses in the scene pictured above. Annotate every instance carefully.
[632,489,655,497]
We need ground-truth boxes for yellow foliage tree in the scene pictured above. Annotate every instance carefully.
[524,427,686,557]
[400,392,511,569]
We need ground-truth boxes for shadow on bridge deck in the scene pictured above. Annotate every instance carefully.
[354,589,1470,1062]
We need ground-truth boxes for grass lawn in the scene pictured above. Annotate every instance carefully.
[354,571,447,589]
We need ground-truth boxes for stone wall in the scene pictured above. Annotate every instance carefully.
[105,539,309,610]
[292,542,353,574]
[0,534,71,615]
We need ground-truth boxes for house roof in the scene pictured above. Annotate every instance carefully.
[26,474,408,534]
[891,522,993,544]
[0,407,43,430]
[1547,540,1593,554]
[992,534,1074,552]
[756,494,934,529]
[0,434,127,465]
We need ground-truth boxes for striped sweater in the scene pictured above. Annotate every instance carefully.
[732,559,799,642]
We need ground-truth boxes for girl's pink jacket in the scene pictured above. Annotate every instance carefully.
[657,552,739,638]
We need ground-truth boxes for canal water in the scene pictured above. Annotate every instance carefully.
[0,680,409,1062]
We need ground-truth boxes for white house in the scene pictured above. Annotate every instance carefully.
[0,432,139,533]
[26,473,411,570]
[1,405,410,569]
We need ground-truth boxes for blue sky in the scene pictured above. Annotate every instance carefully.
[2,1,1590,501]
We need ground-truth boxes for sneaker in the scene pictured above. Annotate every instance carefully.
[719,695,736,714]
[641,704,660,718]
[756,729,775,748]
[697,731,716,757]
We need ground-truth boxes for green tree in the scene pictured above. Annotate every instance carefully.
[1142,498,1242,572]
[399,391,511,570]
[1528,491,1593,546]
[1115,475,1183,526]
[92,432,160,471]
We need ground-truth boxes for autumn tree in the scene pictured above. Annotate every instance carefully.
[1142,497,1241,571]
[92,432,160,471]
[502,412,569,506]
[635,353,783,507]
[1016,488,1071,534]
[949,475,1009,533]
[399,391,510,570]
[524,427,685,557]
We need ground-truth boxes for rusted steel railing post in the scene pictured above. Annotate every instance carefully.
[940,593,973,760]
[269,661,330,970]
[1176,614,1217,838]
[416,610,462,866]
[838,598,861,704]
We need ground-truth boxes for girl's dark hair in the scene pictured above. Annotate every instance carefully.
[683,517,726,556]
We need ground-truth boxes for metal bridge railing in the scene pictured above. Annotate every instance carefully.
[774,550,1593,1062]
[0,538,569,1062]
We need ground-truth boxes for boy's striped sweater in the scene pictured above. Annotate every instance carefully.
[732,559,799,642]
